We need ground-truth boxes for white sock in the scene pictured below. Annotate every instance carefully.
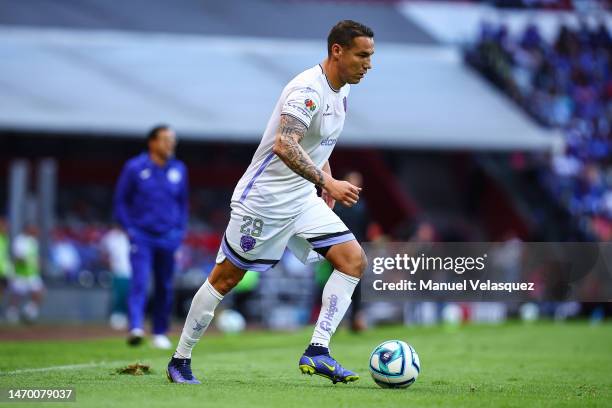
[174,279,223,359]
[310,270,360,348]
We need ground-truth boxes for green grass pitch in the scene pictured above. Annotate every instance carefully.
[0,321,611,407]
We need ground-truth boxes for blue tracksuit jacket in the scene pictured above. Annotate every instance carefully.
[114,153,188,249]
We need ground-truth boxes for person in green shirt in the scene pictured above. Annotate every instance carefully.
[6,225,44,324]
[0,217,13,296]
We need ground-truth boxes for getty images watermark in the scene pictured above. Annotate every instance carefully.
[361,242,612,302]
[371,252,534,293]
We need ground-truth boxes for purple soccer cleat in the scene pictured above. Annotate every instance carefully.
[299,353,359,384]
[166,357,201,384]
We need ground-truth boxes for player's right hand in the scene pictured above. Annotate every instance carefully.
[324,179,361,207]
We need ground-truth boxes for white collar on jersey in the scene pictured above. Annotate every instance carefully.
[319,64,340,93]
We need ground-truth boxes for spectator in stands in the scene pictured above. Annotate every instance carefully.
[467,21,612,240]
[114,124,189,349]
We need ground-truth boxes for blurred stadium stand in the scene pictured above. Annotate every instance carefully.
[0,0,435,42]
[0,1,559,149]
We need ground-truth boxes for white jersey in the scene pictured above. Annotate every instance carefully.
[232,65,350,219]
[100,229,132,278]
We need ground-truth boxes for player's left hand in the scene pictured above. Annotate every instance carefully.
[322,189,336,209]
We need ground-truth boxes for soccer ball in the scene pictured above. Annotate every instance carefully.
[215,309,246,334]
[369,340,420,388]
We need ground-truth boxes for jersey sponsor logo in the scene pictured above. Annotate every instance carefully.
[321,137,338,146]
[167,168,182,183]
[305,98,317,112]
[139,168,151,180]
[240,235,256,252]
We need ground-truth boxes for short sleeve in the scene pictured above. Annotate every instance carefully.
[281,87,321,128]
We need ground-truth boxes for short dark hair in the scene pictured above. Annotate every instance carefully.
[327,20,374,56]
[147,124,171,143]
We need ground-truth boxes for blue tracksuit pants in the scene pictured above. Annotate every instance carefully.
[128,240,176,335]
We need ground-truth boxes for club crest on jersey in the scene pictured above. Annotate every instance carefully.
[305,99,317,112]
[139,168,151,180]
[167,168,182,183]
[240,235,256,252]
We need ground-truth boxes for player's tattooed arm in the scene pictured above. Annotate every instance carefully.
[273,114,328,187]
[274,115,360,207]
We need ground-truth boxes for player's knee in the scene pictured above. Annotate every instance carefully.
[344,247,367,278]
[214,274,243,295]
[215,278,237,295]
[209,260,246,295]
[351,248,367,278]
[359,249,368,276]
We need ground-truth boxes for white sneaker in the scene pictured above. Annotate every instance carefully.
[127,328,145,346]
[152,334,172,350]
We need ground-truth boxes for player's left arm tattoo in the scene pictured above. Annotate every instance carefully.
[273,114,327,187]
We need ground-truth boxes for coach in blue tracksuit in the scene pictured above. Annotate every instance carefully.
[114,125,188,349]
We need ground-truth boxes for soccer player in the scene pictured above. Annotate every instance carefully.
[167,20,374,384]
[114,125,189,349]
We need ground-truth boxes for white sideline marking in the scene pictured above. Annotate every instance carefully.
[0,361,131,376]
